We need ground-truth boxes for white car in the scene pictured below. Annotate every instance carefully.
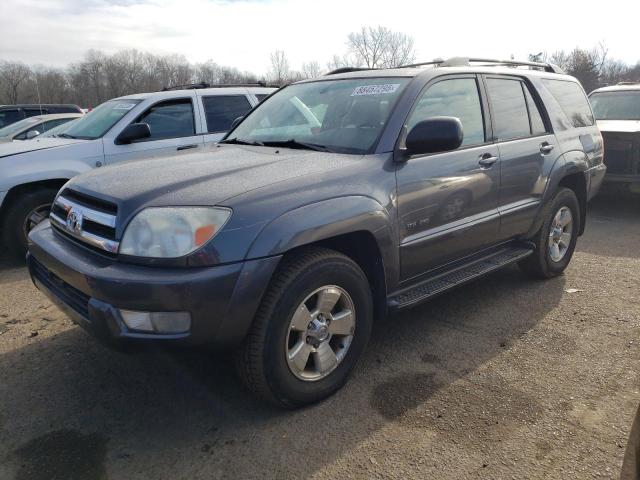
[0,113,83,142]
[0,84,275,258]
[589,83,640,191]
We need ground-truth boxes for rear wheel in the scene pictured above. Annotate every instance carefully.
[519,187,580,279]
[2,188,58,260]
[235,247,373,408]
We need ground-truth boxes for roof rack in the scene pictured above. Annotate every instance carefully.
[401,57,565,74]
[323,57,566,77]
[161,81,274,91]
[617,81,640,85]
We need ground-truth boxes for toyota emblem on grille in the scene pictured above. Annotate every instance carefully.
[66,209,83,233]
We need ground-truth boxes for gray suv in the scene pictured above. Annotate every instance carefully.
[27,58,606,407]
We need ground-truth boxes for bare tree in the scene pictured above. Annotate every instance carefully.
[301,61,323,79]
[347,26,416,68]
[0,61,32,104]
[269,50,290,85]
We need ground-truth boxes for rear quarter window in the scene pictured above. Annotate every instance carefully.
[542,79,594,129]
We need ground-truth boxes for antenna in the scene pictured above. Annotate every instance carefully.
[34,74,43,115]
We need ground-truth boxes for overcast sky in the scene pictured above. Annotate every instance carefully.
[0,0,638,73]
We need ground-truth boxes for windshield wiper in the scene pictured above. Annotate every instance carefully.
[219,138,264,146]
[261,139,332,152]
[58,133,76,139]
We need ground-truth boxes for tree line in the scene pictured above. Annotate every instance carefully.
[1,26,638,108]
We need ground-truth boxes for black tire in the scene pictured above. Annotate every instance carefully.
[235,247,373,408]
[2,188,58,260]
[518,187,581,279]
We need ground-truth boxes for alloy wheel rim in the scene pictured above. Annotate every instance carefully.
[548,206,573,262]
[22,203,51,239]
[285,285,356,382]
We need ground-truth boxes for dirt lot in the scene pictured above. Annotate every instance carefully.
[0,191,638,480]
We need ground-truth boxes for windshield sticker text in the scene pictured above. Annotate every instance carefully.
[351,84,400,96]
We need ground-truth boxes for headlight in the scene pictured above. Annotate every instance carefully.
[119,207,231,258]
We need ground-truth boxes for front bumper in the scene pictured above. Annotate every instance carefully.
[27,221,280,348]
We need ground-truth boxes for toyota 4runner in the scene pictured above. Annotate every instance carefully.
[27,58,605,407]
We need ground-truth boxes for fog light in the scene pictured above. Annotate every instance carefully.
[119,310,191,334]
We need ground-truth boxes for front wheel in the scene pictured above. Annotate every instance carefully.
[235,247,373,408]
[2,188,58,260]
[519,187,581,279]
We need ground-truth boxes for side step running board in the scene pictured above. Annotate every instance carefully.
[388,244,534,311]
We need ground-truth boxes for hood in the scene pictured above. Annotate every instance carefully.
[0,137,12,143]
[596,120,640,133]
[67,144,363,211]
[0,136,86,158]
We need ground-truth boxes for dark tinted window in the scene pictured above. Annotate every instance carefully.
[202,95,252,133]
[486,78,531,141]
[255,94,269,103]
[0,109,22,128]
[24,108,48,118]
[408,78,485,147]
[523,85,546,135]
[137,99,195,140]
[542,79,594,128]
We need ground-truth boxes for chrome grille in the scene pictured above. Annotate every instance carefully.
[49,189,119,254]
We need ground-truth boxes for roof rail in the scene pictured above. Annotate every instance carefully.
[399,57,566,74]
[325,67,375,75]
[161,81,274,91]
[617,81,640,85]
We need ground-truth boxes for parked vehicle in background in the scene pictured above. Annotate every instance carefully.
[27,58,605,407]
[0,104,83,129]
[0,113,83,142]
[589,83,640,192]
[0,84,275,258]
[39,118,80,138]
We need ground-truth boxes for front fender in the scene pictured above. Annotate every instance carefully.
[247,195,398,285]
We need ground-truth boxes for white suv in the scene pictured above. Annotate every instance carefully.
[0,84,275,258]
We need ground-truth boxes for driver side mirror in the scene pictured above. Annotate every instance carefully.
[403,117,463,157]
[230,116,244,131]
[25,130,40,139]
[115,123,151,145]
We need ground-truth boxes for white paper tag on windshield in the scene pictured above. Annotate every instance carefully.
[113,103,135,110]
[351,84,400,96]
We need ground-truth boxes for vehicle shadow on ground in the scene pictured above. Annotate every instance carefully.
[0,265,565,480]
[581,190,639,259]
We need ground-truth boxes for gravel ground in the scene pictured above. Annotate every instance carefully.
[0,191,638,480]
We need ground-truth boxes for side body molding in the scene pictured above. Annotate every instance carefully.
[247,196,399,290]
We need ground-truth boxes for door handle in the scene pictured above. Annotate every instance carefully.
[540,142,554,154]
[478,153,498,168]
[177,144,198,151]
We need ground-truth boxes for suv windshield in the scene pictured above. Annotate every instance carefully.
[590,91,640,121]
[225,78,411,154]
[62,99,141,140]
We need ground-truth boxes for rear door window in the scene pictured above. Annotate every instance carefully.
[202,95,252,133]
[523,86,547,135]
[136,98,195,141]
[486,78,532,141]
[542,79,594,128]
